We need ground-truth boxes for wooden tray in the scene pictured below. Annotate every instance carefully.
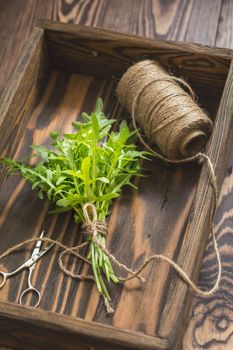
[0,20,233,350]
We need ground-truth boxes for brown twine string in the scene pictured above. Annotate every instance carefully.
[0,237,95,281]
[0,200,220,299]
[80,204,221,297]
[0,203,144,286]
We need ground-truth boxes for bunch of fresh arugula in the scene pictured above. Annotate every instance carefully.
[1,98,147,307]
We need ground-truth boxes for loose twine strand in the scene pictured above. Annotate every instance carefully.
[0,195,221,298]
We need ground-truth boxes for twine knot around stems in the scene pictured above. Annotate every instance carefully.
[81,203,146,283]
[82,203,108,239]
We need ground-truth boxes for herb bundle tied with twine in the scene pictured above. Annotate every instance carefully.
[1,98,148,313]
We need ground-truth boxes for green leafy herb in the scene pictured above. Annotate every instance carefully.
[1,98,147,305]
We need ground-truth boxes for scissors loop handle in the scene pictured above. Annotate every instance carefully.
[0,272,6,289]
[19,287,41,308]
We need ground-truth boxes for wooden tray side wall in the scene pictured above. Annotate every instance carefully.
[0,27,50,189]
[40,20,231,97]
[159,60,233,343]
[0,301,168,350]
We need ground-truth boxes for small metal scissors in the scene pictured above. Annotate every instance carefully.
[0,231,55,308]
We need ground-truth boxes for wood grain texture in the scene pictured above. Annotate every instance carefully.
[183,1,233,349]
[0,300,168,350]
[38,20,231,100]
[0,0,54,96]
[54,0,223,44]
[0,27,49,156]
[0,1,233,350]
[0,20,233,350]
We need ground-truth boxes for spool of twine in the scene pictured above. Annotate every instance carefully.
[117,60,213,160]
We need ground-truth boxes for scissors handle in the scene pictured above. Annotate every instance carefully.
[19,287,41,308]
[0,272,7,288]
[0,260,31,289]
[19,265,41,308]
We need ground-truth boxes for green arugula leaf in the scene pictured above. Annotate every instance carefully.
[0,97,149,307]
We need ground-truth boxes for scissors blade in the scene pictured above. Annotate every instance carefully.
[25,242,55,270]
[31,230,44,258]
[36,242,55,260]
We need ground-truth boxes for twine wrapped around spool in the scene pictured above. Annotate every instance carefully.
[117,60,213,160]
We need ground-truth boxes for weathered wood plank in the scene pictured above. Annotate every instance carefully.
[0,300,168,350]
[38,20,231,101]
[0,27,50,186]
[0,0,54,96]
[184,1,233,348]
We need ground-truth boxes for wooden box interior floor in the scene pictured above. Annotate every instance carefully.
[0,21,232,350]
[0,71,223,332]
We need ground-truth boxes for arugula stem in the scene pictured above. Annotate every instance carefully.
[89,233,119,302]
[91,242,102,293]
[97,265,110,300]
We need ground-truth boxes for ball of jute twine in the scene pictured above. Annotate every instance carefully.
[117,60,213,160]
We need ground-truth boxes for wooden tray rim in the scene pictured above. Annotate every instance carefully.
[38,19,233,59]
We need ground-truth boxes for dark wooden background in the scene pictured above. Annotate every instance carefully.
[0,1,232,349]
